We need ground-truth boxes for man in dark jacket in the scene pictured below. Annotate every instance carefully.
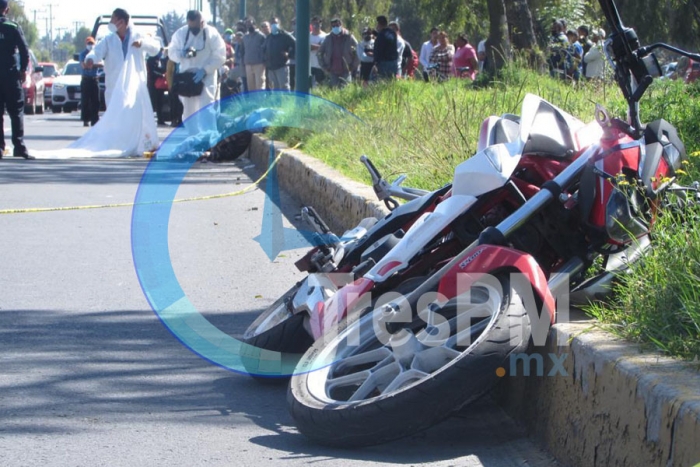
[373,15,398,80]
[263,17,295,90]
[0,0,32,159]
[318,17,359,88]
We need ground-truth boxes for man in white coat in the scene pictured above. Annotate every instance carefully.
[167,10,226,133]
[84,8,160,108]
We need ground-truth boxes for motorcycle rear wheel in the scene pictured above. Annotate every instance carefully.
[242,282,314,380]
[287,274,533,447]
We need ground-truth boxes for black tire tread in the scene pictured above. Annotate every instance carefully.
[287,275,533,447]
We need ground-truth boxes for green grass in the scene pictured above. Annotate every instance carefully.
[270,69,700,361]
[586,204,700,360]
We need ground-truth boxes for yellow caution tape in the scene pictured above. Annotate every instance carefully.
[0,143,297,215]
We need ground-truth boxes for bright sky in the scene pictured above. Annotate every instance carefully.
[20,0,206,37]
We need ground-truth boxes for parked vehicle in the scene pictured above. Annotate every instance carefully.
[662,61,677,80]
[51,61,82,113]
[23,50,45,115]
[685,59,700,83]
[40,62,59,108]
[278,0,700,447]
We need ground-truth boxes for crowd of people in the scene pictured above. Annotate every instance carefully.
[214,14,484,93]
[0,0,610,159]
[73,11,611,134]
[547,19,607,82]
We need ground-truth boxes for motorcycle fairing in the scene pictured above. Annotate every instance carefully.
[436,245,555,324]
[309,277,375,339]
[364,194,477,282]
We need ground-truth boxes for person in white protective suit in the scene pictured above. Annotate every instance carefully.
[30,8,161,159]
[85,8,160,109]
[167,10,226,133]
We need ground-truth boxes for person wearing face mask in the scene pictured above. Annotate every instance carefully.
[79,36,100,127]
[39,7,163,158]
[242,16,267,91]
[85,8,160,109]
[317,18,359,88]
[167,10,226,133]
[262,17,295,90]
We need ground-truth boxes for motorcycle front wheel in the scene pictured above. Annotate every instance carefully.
[242,282,314,379]
[287,274,533,447]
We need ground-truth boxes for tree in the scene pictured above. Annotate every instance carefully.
[485,0,510,74]
[73,27,91,51]
[505,0,537,50]
[161,10,186,38]
[7,1,38,48]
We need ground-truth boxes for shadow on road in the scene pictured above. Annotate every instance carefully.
[0,307,553,466]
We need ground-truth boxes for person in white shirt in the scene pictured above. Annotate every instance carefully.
[477,38,487,72]
[583,28,606,80]
[419,27,438,81]
[309,16,327,86]
[168,10,226,133]
[389,22,405,77]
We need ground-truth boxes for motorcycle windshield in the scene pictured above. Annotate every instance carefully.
[518,93,584,156]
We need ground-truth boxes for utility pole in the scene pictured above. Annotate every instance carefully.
[240,0,246,20]
[72,21,83,35]
[295,0,310,93]
[44,3,57,60]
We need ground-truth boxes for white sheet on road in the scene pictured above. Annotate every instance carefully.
[31,47,158,159]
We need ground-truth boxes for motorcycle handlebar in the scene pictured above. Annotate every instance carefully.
[638,43,700,63]
[599,0,625,36]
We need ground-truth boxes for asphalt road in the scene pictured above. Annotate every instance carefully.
[0,112,559,467]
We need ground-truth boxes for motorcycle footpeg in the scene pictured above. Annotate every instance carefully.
[350,258,376,278]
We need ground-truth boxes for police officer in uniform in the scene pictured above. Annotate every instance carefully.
[0,0,32,159]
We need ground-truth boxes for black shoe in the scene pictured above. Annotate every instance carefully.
[83,121,89,127]
[91,120,99,126]
[13,150,35,160]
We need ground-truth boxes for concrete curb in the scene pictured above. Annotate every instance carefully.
[494,321,700,467]
[245,134,700,467]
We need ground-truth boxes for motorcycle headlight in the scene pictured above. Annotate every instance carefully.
[605,188,649,244]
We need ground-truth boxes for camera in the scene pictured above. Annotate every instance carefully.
[185,47,197,58]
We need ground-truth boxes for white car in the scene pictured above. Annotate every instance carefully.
[51,61,82,113]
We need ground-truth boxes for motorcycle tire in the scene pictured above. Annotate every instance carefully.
[242,282,314,381]
[287,274,533,447]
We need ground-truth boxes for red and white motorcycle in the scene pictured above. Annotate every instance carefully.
[285,0,700,446]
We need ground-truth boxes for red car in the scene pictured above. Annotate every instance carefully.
[40,62,59,108]
[685,59,700,84]
[22,50,46,115]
